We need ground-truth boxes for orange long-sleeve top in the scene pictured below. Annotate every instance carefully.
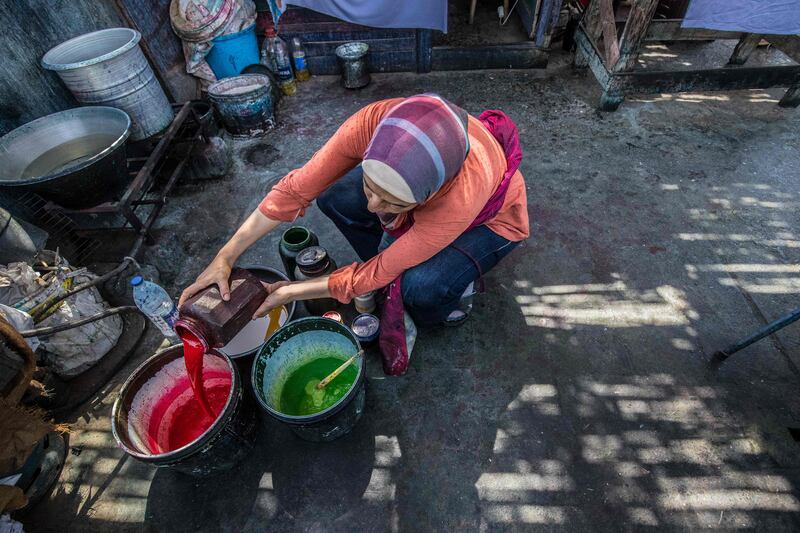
[258,98,529,303]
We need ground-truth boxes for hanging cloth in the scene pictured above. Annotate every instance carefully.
[275,0,448,33]
[682,0,800,35]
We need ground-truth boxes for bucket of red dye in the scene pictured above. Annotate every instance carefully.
[251,317,366,442]
[111,345,256,477]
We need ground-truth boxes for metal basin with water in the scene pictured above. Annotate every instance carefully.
[252,317,366,442]
[0,107,131,208]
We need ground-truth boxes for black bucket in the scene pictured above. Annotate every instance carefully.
[251,317,366,442]
[111,345,257,477]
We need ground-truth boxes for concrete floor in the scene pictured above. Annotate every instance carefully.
[23,52,800,532]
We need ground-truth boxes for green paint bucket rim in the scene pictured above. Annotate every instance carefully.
[250,316,364,424]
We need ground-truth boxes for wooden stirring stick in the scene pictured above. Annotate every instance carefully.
[316,349,365,390]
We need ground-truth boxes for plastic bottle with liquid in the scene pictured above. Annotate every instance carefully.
[260,39,275,72]
[291,37,310,81]
[272,34,296,96]
[131,276,179,339]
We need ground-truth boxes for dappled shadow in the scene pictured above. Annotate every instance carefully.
[21,63,800,532]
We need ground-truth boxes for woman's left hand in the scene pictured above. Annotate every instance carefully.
[253,281,292,319]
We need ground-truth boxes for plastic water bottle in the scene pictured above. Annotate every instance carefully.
[131,276,179,339]
[291,37,310,81]
[273,36,296,96]
[261,31,278,72]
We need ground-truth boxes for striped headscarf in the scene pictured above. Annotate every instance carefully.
[362,94,470,204]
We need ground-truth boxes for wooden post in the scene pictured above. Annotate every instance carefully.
[582,0,604,46]
[779,84,800,108]
[573,46,589,68]
[598,0,620,67]
[416,30,432,73]
[539,0,565,49]
[615,0,659,72]
[728,34,762,66]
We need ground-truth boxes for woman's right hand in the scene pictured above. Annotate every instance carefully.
[179,257,233,307]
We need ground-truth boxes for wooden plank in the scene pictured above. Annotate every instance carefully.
[518,0,539,39]
[114,0,180,74]
[598,0,620,67]
[534,0,554,45]
[616,0,659,72]
[768,35,800,63]
[609,64,800,95]
[644,20,745,42]
[279,29,415,44]
[536,0,565,49]
[302,37,415,57]
[307,51,416,75]
[431,43,549,71]
[417,29,432,73]
[728,34,763,66]
[574,27,612,88]
[779,84,800,107]
[582,0,604,46]
[278,7,373,32]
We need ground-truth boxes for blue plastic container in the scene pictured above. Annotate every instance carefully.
[206,24,259,79]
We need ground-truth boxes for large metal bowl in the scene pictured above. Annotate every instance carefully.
[0,106,131,208]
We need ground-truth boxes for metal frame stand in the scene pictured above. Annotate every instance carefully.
[41,101,205,244]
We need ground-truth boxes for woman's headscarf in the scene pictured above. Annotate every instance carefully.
[362,94,470,204]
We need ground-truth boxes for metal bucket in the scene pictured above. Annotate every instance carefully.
[252,317,366,442]
[42,28,174,141]
[208,74,274,137]
[111,345,257,477]
[335,42,370,89]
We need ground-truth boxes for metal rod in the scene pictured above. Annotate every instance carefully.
[714,306,800,360]
[31,234,145,322]
[20,306,139,337]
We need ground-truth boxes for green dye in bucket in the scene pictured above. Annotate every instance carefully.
[278,356,357,416]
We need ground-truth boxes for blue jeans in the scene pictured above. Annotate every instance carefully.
[317,167,521,326]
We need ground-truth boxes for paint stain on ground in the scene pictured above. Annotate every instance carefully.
[244,144,279,167]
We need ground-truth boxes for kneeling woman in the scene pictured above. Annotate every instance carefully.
[180,94,529,328]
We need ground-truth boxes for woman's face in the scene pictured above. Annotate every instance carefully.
[362,174,417,214]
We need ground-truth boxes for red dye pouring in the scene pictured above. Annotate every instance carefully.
[180,329,216,420]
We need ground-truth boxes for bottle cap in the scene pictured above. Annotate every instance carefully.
[351,313,380,340]
[296,246,329,273]
[130,276,143,286]
[322,311,343,323]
